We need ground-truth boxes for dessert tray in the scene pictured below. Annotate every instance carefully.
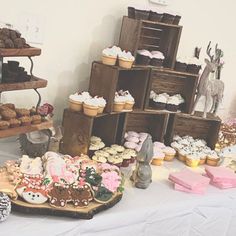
[0,152,123,219]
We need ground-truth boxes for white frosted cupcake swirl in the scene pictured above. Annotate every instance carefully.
[94,96,107,107]
[69,91,92,103]
[84,98,100,107]
[137,49,152,58]
[153,94,168,103]
[151,51,165,59]
[118,50,135,61]
[103,46,122,57]
[114,92,126,103]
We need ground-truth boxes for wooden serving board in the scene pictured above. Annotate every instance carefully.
[0,168,123,219]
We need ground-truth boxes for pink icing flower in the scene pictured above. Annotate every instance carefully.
[101,171,121,193]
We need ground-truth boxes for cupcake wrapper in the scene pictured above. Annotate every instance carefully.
[150,58,163,67]
[175,62,187,72]
[149,12,163,22]
[161,13,175,24]
[166,104,178,112]
[186,64,201,74]
[135,9,150,20]
[136,54,151,65]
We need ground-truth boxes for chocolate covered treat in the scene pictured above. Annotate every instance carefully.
[16,108,30,117]
[0,120,10,130]
[1,109,17,120]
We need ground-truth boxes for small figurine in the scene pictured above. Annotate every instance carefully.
[191,41,224,118]
[131,134,153,189]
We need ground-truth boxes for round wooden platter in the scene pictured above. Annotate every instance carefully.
[0,169,123,219]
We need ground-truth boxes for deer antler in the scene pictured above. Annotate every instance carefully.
[214,43,223,63]
[206,41,214,62]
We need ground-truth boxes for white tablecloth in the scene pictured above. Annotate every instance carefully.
[1,138,236,236]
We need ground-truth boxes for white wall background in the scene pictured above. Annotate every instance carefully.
[0,0,236,123]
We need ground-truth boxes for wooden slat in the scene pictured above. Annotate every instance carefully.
[0,120,53,138]
[0,47,41,57]
[0,77,47,92]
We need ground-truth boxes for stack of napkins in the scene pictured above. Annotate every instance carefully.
[169,169,210,194]
[205,166,236,189]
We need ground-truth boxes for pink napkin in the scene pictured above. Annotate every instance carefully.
[169,169,210,190]
[174,183,206,194]
[205,166,236,182]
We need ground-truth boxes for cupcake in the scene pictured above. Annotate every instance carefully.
[0,120,10,130]
[124,141,138,150]
[94,96,106,114]
[107,155,123,167]
[92,155,107,164]
[94,150,110,158]
[206,151,220,166]
[161,12,175,24]
[9,118,21,128]
[136,50,152,65]
[102,46,121,66]
[185,153,200,168]
[150,51,165,67]
[103,147,117,156]
[83,98,99,117]
[15,108,30,117]
[134,8,149,20]
[163,147,176,161]
[19,116,32,126]
[128,6,135,19]
[149,11,163,22]
[151,151,165,166]
[121,153,132,167]
[166,96,180,112]
[123,149,137,163]
[152,93,169,110]
[69,91,91,112]
[118,50,135,69]
[173,15,181,25]
[199,153,207,165]
[111,144,125,153]
[187,57,202,74]
[31,115,42,125]
[113,92,125,112]
[175,57,188,72]
[178,148,189,162]
[2,103,15,110]
[121,90,135,110]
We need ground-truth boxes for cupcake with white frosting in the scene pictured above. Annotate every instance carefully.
[102,46,122,66]
[94,96,107,114]
[187,57,202,74]
[69,91,92,112]
[175,56,188,72]
[83,97,100,117]
[113,92,126,112]
[206,151,220,166]
[136,49,152,65]
[185,153,200,168]
[166,95,180,112]
[154,93,169,110]
[120,90,135,110]
[150,51,165,67]
[118,50,135,69]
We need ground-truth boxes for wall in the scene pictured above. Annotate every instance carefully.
[0,0,235,124]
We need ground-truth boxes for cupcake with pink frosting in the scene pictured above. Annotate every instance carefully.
[151,151,165,166]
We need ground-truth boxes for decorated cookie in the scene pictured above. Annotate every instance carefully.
[47,183,71,207]
[70,183,93,207]
[21,186,48,204]
[94,186,113,203]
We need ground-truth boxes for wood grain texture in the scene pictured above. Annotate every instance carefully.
[165,112,221,149]
[0,120,53,138]
[0,77,47,92]
[122,110,168,143]
[0,47,41,57]
[89,62,118,113]
[11,193,122,219]
[61,109,93,156]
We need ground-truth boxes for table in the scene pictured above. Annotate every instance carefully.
[1,138,236,236]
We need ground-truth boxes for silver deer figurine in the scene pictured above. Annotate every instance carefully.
[191,41,224,118]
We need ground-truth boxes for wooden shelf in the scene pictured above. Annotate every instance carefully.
[0,77,47,92]
[0,120,53,138]
[0,47,41,57]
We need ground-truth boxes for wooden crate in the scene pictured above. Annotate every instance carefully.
[144,68,199,114]
[89,62,150,113]
[119,16,182,68]
[60,109,121,156]
[165,112,222,149]
[117,110,169,144]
